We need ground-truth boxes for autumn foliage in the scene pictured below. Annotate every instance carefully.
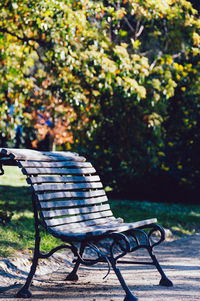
[0,0,199,202]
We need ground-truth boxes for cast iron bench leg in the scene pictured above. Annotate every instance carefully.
[147,247,173,287]
[65,258,80,281]
[66,242,85,281]
[16,251,39,298]
[16,197,41,298]
[109,257,138,301]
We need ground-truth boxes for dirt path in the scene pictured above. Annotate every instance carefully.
[0,233,199,301]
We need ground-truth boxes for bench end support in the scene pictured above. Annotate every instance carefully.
[124,294,138,301]
[65,272,79,281]
[16,287,32,298]
[159,276,173,287]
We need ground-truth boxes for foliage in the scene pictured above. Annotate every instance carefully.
[73,0,200,201]
[160,57,200,198]
[0,0,200,201]
[0,0,92,148]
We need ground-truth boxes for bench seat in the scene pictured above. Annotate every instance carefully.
[48,218,157,241]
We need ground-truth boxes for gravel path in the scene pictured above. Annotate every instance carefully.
[0,233,199,300]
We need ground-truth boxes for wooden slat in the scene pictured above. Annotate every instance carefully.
[42,151,80,157]
[33,182,103,192]
[0,148,78,157]
[40,195,108,209]
[50,217,117,232]
[66,218,157,233]
[45,210,114,227]
[18,161,92,168]
[18,155,86,162]
[37,189,106,201]
[0,148,86,162]
[48,218,157,240]
[27,175,101,185]
[68,218,157,232]
[52,220,121,233]
[22,167,96,175]
[49,219,158,240]
[42,204,111,218]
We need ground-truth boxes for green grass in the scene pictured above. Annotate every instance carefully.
[0,166,200,257]
[0,166,61,257]
[110,200,200,236]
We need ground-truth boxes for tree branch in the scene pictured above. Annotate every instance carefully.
[135,25,144,39]
[0,26,49,65]
[0,27,46,47]
[123,15,135,34]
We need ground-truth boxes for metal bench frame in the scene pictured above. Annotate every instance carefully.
[0,148,173,301]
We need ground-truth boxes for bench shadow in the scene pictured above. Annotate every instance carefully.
[0,279,200,300]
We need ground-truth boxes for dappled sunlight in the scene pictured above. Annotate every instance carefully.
[0,166,28,187]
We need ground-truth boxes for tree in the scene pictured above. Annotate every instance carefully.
[0,0,199,201]
[72,0,200,200]
[0,0,97,148]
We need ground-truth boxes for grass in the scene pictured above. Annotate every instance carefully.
[110,200,200,236]
[0,166,61,257]
[0,166,200,257]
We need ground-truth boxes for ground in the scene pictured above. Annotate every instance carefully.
[0,233,199,301]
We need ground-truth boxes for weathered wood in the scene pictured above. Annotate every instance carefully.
[42,151,80,157]
[42,204,111,218]
[27,175,101,185]
[50,218,157,239]
[51,220,120,233]
[18,155,86,162]
[18,161,92,168]
[40,195,108,209]
[45,210,114,227]
[0,148,86,162]
[0,148,78,158]
[22,167,96,175]
[76,218,157,232]
[49,217,118,232]
[33,182,103,192]
[37,189,106,201]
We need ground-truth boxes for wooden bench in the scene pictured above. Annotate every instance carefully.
[0,148,173,301]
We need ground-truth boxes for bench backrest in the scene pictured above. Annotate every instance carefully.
[0,148,115,233]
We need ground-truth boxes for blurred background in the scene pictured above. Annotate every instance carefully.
[0,0,200,204]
